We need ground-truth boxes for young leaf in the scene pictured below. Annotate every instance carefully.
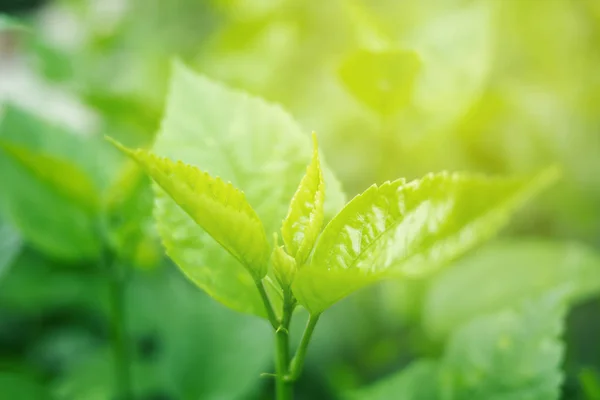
[293,169,558,315]
[442,289,567,399]
[0,141,100,213]
[151,62,346,317]
[281,133,325,265]
[107,139,270,280]
[271,234,297,289]
[423,239,600,339]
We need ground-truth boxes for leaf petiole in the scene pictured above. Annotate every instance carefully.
[255,280,280,330]
[287,313,320,382]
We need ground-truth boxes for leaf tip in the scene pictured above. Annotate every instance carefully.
[104,135,134,157]
[311,131,319,151]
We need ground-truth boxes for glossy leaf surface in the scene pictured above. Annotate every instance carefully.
[152,62,346,316]
[281,133,325,266]
[293,169,557,314]
[108,140,270,280]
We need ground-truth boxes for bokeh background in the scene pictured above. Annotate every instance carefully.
[1,0,600,399]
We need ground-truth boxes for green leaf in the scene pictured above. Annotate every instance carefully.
[441,289,567,400]
[293,178,404,314]
[152,61,346,317]
[53,270,272,400]
[293,169,558,315]
[271,234,297,289]
[407,2,492,130]
[424,239,600,339]
[339,49,421,116]
[104,160,158,267]
[107,139,270,280]
[0,141,100,213]
[281,133,325,266]
[0,222,22,280]
[0,106,102,260]
[349,290,567,400]
[346,360,440,400]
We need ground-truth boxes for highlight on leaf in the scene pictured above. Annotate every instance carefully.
[292,168,559,315]
[105,136,270,280]
[281,132,325,266]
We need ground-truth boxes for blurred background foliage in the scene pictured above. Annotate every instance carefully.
[0,0,600,399]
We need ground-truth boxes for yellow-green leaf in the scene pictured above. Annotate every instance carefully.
[107,139,270,280]
[271,234,297,290]
[0,140,100,213]
[281,133,325,265]
[151,62,346,317]
[293,168,558,315]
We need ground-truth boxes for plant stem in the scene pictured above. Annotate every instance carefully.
[288,313,320,381]
[104,251,132,400]
[275,326,292,399]
[275,292,294,400]
[255,280,280,330]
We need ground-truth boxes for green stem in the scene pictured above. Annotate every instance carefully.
[255,280,280,330]
[275,326,292,400]
[104,251,132,400]
[287,313,320,382]
[276,290,295,400]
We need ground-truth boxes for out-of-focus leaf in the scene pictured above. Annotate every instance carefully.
[104,160,157,266]
[346,360,440,400]
[349,290,566,400]
[442,289,567,400]
[339,49,421,116]
[54,270,271,400]
[424,239,600,339]
[152,61,346,317]
[0,141,100,213]
[0,106,102,260]
[407,2,492,133]
[293,169,557,315]
[109,139,270,281]
[281,133,325,266]
[0,222,22,280]
[0,372,51,399]
[0,250,106,312]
